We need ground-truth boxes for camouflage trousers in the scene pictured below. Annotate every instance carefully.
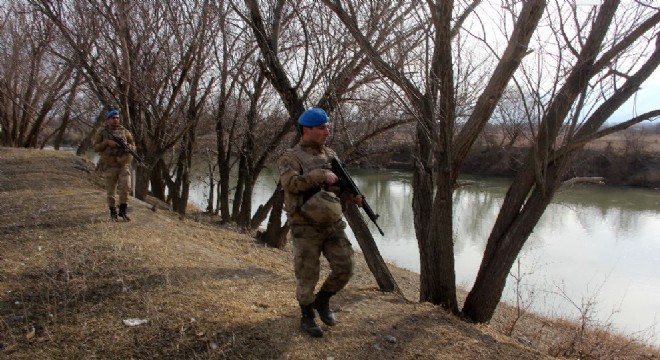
[290,220,354,306]
[104,165,132,207]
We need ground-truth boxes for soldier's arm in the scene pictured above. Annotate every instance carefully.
[278,154,330,194]
[125,130,136,151]
[92,131,107,153]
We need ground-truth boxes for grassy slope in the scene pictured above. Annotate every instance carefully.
[1,147,657,359]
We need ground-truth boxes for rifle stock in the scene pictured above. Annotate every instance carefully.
[104,129,145,166]
[330,157,385,236]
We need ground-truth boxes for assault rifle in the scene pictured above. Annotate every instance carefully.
[104,128,145,166]
[330,157,385,236]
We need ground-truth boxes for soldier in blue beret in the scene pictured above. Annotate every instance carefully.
[278,108,364,337]
[93,110,136,222]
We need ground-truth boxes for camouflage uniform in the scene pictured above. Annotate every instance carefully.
[278,139,354,306]
[93,125,135,208]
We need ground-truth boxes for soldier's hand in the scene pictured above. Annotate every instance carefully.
[324,171,338,185]
[307,169,337,185]
[352,194,364,207]
[107,140,118,148]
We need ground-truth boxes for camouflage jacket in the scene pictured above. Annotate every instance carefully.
[278,140,349,225]
[93,125,135,168]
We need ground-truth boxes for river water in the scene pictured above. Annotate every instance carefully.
[189,165,660,345]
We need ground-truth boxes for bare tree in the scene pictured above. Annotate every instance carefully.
[462,0,660,322]
[31,0,219,213]
[324,0,659,322]
[237,0,422,291]
[203,3,276,225]
[323,0,545,313]
[155,1,218,214]
[208,3,252,221]
[51,72,84,150]
[0,0,79,148]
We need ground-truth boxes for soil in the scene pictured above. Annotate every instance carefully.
[1,147,658,359]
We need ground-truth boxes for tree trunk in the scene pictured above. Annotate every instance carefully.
[344,204,399,292]
[134,165,150,200]
[413,99,459,312]
[54,73,81,150]
[232,154,246,220]
[53,113,70,150]
[426,165,459,314]
[236,175,255,228]
[151,159,168,201]
[205,158,216,214]
[262,184,288,249]
[217,163,231,221]
[251,186,277,229]
[76,112,105,156]
[462,168,560,321]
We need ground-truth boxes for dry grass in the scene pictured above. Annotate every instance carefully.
[478,130,660,153]
[588,132,660,151]
[1,147,658,359]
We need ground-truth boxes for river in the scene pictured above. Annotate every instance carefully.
[188,165,660,345]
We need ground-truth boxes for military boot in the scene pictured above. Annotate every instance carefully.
[300,304,323,337]
[109,206,118,221]
[118,203,131,222]
[313,290,336,326]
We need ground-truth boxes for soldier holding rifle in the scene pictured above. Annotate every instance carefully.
[93,109,136,222]
[278,108,365,338]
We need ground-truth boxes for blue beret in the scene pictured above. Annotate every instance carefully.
[105,109,120,120]
[297,108,328,127]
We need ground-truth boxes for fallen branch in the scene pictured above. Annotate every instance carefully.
[455,180,477,188]
[561,177,605,187]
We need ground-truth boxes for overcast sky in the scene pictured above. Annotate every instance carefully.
[607,61,660,125]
